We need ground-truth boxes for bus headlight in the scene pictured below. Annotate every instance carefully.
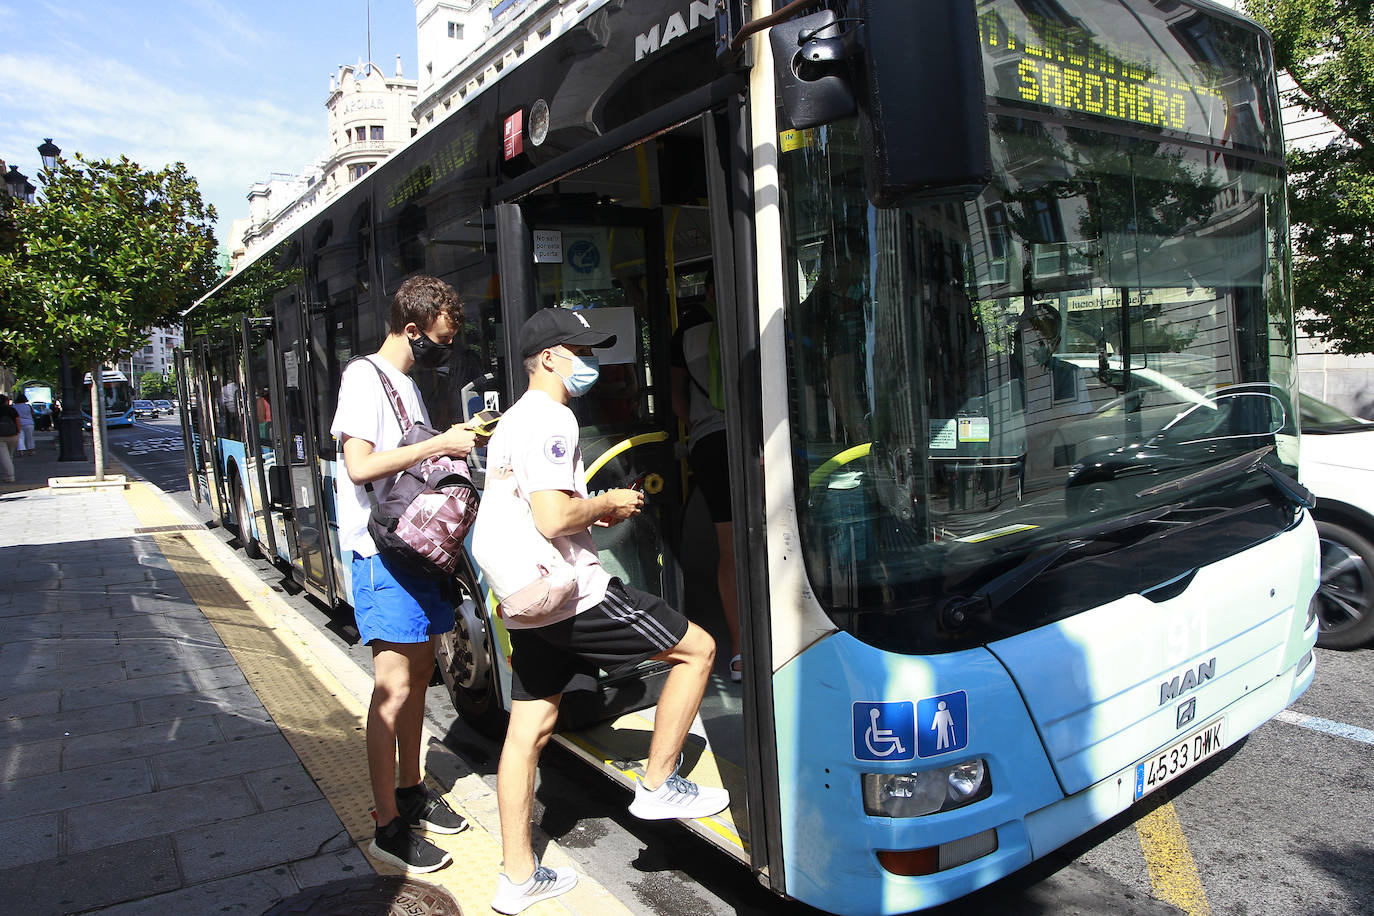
[862,759,991,817]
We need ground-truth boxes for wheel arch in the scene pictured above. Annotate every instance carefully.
[1311,497,1374,542]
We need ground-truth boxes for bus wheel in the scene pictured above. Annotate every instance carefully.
[234,482,263,560]
[1314,520,1374,650]
[437,579,507,738]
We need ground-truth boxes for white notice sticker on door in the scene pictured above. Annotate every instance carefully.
[533,230,563,263]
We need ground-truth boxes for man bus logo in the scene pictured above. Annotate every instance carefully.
[635,1,714,61]
[1159,657,1216,706]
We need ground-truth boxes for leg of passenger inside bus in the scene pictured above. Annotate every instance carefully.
[498,695,563,882]
[644,621,716,789]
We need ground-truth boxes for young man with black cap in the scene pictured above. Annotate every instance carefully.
[478,307,728,914]
[331,275,479,873]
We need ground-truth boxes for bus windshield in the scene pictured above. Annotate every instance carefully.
[778,0,1295,653]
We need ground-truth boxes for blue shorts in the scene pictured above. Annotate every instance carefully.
[350,554,455,645]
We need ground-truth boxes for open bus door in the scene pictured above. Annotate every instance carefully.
[268,291,337,605]
[174,346,206,506]
[490,130,752,864]
[196,337,233,521]
[496,199,687,719]
[239,316,280,562]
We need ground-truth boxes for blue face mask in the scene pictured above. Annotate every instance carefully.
[554,350,600,397]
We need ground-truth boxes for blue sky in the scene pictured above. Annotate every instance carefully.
[0,0,416,246]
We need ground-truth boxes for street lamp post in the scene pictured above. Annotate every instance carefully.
[32,138,87,463]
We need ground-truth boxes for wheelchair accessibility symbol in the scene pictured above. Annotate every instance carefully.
[852,701,915,762]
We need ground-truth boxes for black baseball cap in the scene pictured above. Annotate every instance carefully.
[518,307,616,357]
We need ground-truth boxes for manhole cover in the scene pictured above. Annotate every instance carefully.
[262,876,462,915]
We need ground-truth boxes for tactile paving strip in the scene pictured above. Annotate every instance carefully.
[118,483,605,915]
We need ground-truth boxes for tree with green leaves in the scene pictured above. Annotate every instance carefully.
[139,372,171,400]
[0,154,220,477]
[1243,0,1374,353]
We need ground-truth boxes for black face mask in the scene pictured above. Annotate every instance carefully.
[410,332,452,369]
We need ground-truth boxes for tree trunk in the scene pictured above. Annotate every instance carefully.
[90,360,107,481]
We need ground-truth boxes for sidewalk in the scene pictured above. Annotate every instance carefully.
[0,431,632,916]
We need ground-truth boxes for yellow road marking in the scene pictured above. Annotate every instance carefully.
[1135,794,1212,915]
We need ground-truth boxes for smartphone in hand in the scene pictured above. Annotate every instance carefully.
[471,409,501,436]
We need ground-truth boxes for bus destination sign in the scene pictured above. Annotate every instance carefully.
[979,1,1230,140]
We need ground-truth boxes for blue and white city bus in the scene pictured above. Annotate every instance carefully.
[179,1,1318,911]
[82,368,135,427]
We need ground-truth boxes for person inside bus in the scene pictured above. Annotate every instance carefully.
[330,275,480,874]
[255,388,272,442]
[477,307,729,915]
[820,237,873,445]
[670,269,743,683]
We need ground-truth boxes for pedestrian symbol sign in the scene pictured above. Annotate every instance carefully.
[852,701,915,762]
[916,691,969,758]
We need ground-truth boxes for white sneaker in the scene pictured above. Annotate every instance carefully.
[628,769,730,820]
[491,860,578,914]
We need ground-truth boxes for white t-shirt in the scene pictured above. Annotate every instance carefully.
[329,355,433,558]
[13,403,33,426]
[479,388,611,623]
[671,320,728,449]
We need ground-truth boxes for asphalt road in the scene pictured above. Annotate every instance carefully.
[107,417,1374,916]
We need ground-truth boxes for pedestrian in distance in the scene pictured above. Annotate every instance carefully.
[0,395,19,482]
[330,275,480,873]
[475,307,729,916]
[12,391,36,456]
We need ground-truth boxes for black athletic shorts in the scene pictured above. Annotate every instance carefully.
[689,431,732,523]
[507,579,690,701]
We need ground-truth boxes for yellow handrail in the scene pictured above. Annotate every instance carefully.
[586,430,671,481]
[807,442,872,489]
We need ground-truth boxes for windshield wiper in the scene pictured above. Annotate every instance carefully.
[937,449,1314,633]
[938,502,1183,630]
[1132,444,1314,510]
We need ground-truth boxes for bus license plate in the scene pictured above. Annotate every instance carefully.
[1133,718,1225,801]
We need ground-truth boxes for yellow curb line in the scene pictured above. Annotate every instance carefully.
[118,480,633,916]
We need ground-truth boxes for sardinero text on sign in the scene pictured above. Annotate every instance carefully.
[980,5,1227,135]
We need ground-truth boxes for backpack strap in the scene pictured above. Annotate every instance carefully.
[345,355,414,435]
[342,355,415,510]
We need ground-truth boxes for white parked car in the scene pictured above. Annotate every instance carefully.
[1301,394,1374,649]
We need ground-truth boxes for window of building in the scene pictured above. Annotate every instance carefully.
[538,24,552,40]
[411,127,418,137]
[448,21,463,39]
[348,162,374,181]
[371,126,384,141]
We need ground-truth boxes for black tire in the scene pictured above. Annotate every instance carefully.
[1314,520,1374,650]
[437,577,507,738]
[234,481,264,560]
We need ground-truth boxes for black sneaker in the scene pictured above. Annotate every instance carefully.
[396,783,469,835]
[369,816,453,873]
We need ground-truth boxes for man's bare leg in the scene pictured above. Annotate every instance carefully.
[643,621,716,789]
[368,641,436,824]
[497,695,562,882]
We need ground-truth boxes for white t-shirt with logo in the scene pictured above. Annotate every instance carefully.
[329,355,433,558]
[479,388,611,623]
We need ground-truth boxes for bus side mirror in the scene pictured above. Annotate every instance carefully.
[858,0,990,206]
[770,10,858,129]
